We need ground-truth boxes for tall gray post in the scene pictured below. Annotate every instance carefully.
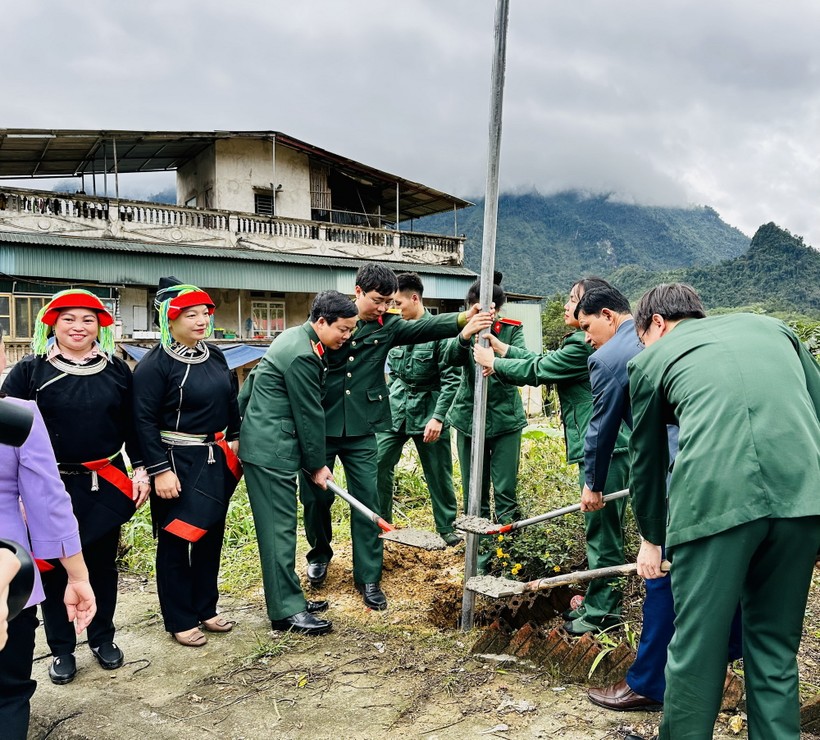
[461,0,511,631]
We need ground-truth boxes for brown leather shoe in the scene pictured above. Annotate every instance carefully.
[587,679,662,712]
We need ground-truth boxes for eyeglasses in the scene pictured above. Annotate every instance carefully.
[364,293,392,307]
[638,326,648,346]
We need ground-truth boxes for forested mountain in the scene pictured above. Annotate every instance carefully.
[417,191,750,296]
[611,222,820,318]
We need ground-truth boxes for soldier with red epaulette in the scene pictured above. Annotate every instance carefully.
[441,275,527,570]
[238,291,359,636]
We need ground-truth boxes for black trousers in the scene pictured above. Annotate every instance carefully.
[0,606,38,740]
[155,517,226,633]
[40,525,120,655]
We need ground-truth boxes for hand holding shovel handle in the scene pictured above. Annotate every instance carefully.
[456,489,630,535]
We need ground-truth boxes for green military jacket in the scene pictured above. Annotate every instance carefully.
[628,314,820,548]
[323,310,463,437]
[238,321,328,472]
[493,330,629,464]
[443,318,528,438]
[385,310,461,435]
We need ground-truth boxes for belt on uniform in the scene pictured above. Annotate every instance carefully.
[58,452,132,498]
[160,429,242,480]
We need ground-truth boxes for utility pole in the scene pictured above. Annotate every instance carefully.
[461,0,511,631]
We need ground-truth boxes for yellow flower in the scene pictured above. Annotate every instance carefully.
[553,565,561,573]
[496,548,505,558]
[497,535,504,542]
[502,561,508,567]
[511,563,522,575]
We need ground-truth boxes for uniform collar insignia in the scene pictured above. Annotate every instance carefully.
[311,340,325,358]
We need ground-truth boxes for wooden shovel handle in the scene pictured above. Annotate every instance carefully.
[524,559,671,593]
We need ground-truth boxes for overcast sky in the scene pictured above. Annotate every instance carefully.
[4,0,820,247]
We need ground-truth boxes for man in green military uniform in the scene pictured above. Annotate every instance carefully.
[376,272,461,547]
[473,277,630,634]
[628,283,820,740]
[299,264,491,610]
[442,277,525,575]
[238,291,358,635]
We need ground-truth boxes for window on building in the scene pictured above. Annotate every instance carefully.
[250,300,285,338]
[13,295,48,339]
[0,295,10,337]
[254,193,274,217]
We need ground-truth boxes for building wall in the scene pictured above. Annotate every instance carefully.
[203,139,318,220]
[274,145,312,220]
[176,147,216,209]
[119,286,150,335]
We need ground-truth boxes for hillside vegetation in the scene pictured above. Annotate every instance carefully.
[418,191,750,296]
[611,222,820,318]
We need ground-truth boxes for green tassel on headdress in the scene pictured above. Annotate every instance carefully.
[158,304,173,348]
[31,304,52,356]
[97,325,115,356]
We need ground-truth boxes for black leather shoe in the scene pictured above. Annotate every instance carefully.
[356,582,388,611]
[271,611,332,635]
[441,532,463,547]
[49,654,77,685]
[306,600,329,614]
[90,641,124,670]
[306,562,328,587]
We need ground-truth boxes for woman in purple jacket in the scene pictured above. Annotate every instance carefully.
[0,329,96,740]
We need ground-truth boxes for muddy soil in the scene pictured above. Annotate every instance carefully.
[27,540,820,739]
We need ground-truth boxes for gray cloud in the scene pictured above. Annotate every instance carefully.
[4,0,820,246]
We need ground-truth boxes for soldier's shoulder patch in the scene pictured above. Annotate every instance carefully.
[311,340,325,358]
[498,317,522,327]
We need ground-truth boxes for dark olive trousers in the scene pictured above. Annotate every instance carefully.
[660,516,820,740]
[376,426,457,534]
[300,434,384,585]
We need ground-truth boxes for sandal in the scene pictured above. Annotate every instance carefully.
[173,627,208,647]
[201,616,235,633]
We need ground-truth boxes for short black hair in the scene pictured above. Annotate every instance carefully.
[634,283,706,334]
[356,264,398,296]
[571,276,612,295]
[466,277,506,310]
[575,285,631,319]
[396,272,424,296]
[310,290,358,324]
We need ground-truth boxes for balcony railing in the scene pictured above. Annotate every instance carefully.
[0,187,464,265]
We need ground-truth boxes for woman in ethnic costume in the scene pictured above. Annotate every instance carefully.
[0,326,96,740]
[2,289,147,685]
[132,277,241,648]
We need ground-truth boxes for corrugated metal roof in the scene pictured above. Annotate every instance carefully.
[0,231,477,299]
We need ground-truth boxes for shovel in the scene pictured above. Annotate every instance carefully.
[324,479,446,551]
[466,560,671,599]
[454,488,630,535]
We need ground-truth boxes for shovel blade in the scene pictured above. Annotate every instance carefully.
[465,574,526,598]
[453,514,496,534]
[380,528,446,551]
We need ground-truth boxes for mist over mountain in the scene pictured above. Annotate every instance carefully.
[417,191,750,296]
